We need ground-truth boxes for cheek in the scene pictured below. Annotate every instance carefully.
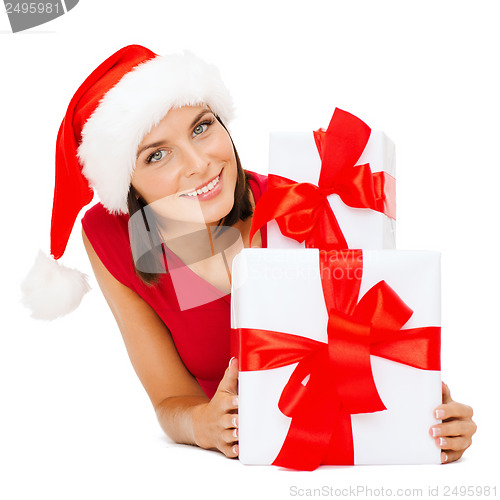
[211,137,238,189]
[131,169,179,204]
[210,131,236,163]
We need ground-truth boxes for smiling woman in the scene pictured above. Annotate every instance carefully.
[127,106,255,286]
[21,44,267,459]
[132,106,238,221]
[21,44,475,466]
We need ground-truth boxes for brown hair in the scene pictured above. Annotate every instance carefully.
[127,117,254,286]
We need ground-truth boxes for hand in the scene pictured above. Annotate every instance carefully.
[430,381,476,463]
[193,357,239,458]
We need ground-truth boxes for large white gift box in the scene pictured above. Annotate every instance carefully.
[231,248,441,469]
[261,108,396,250]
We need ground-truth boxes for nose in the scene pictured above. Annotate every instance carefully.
[181,142,210,177]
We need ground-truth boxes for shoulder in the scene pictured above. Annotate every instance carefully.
[82,202,129,234]
[81,203,136,289]
[81,203,131,251]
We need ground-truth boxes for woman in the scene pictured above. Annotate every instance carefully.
[23,44,476,463]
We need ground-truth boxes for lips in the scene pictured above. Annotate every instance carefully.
[180,170,223,198]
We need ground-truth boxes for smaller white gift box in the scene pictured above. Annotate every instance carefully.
[231,249,441,468]
[262,108,396,250]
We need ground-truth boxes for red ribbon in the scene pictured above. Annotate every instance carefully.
[231,250,440,470]
[249,108,396,250]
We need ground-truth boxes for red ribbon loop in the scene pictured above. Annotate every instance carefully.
[232,251,440,470]
[249,108,396,249]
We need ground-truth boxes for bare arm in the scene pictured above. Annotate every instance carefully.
[82,227,239,456]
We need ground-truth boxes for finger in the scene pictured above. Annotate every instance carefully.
[441,449,464,464]
[434,436,471,452]
[222,444,240,458]
[219,440,239,458]
[434,401,474,421]
[219,441,239,458]
[430,420,475,438]
[441,381,452,404]
[222,427,239,444]
[218,357,239,395]
[223,413,238,430]
[220,392,239,413]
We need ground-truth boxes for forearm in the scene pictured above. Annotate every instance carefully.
[155,395,210,447]
[155,360,239,458]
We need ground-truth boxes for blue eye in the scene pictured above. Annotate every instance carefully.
[193,123,208,136]
[148,150,168,163]
[193,118,215,137]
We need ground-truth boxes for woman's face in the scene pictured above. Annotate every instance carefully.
[131,105,238,225]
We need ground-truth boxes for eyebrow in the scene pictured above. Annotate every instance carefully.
[136,108,213,159]
[190,108,213,129]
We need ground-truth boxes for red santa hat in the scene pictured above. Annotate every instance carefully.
[21,44,235,320]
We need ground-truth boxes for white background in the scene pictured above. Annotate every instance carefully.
[1,1,499,498]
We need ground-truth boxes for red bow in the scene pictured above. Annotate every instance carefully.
[232,250,440,470]
[249,108,396,249]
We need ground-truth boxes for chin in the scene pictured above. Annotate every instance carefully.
[203,195,235,225]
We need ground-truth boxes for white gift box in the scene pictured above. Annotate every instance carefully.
[231,248,441,466]
[267,126,396,249]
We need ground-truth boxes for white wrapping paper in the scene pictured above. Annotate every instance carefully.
[267,129,396,249]
[231,249,441,466]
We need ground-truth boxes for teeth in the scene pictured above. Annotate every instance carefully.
[185,175,219,197]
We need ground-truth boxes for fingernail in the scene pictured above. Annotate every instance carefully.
[233,428,238,439]
[431,427,441,437]
[441,452,448,463]
[232,396,239,407]
[232,445,238,455]
[228,356,235,368]
[435,409,445,419]
[232,416,238,427]
[439,438,447,447]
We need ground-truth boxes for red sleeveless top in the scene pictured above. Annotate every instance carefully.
[81,171,267,398]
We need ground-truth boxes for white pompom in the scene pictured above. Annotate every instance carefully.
[21,250,91,320]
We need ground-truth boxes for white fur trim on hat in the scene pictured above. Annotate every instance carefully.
[21,251,91,320]
[77,51,235,214]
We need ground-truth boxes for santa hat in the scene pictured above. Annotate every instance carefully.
[21,44,235,320]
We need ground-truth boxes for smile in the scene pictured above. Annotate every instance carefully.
[181,172,221,198]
